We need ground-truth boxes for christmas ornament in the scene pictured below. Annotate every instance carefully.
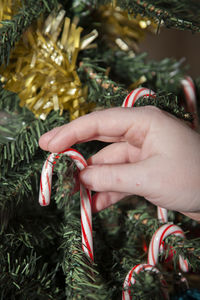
[39,148,93,261]
[96,4,157,52]
[122,264,169,300]
[1,7,98,120]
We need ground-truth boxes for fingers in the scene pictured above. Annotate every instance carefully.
[87,142,141,165]
[79,156,162,198]
[92,192,130,213]
[39,107,152,153]
[39,127,61,150]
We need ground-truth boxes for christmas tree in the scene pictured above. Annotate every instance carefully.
[0,0,200,299]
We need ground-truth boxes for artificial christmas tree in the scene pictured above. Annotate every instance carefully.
[0,1,200,299]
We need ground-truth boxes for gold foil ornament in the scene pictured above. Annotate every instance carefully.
[1,7,98,120]
[95,4,157,52]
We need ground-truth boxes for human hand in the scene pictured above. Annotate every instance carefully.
[39,107,200,221]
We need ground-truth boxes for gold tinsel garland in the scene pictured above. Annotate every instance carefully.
[96,4,157,53]
[1,6,98,120]
[0,3,157,119]
[0,0,21,23]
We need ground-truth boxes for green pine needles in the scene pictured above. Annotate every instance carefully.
[0,0,200,298]
[0,0,58,66]
[116,0,200,32]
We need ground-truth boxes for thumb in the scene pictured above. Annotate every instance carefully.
[79,157,160,198]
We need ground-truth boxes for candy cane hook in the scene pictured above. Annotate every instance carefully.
[181,76,198,130]
[122,263,169,300]
[148,223,189,272]
[122,87,155,107]
[39,148,94,261]
[157,206,168,223]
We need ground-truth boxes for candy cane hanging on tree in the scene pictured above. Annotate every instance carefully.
[39,148,94,261]
[181,76,198,130]
[122,263,169,300]
[157,206,168,223]
[122,87,155,107]
[148,223,189,273]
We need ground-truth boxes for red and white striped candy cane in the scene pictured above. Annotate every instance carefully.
[123,88,168,224]
[148,223,189,272]
[157,206,168,223]
[122,87,155,107]
[122,263,169,300]
[181,76,198,130]
[39,148,93,261]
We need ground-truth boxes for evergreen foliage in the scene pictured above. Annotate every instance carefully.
[116,0,200,32]
[0,0,58,66]
[0,0,200,299]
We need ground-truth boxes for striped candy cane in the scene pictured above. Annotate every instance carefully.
[122,87,155,107]
[148,223,189,273]
[122,264,169,300]
[157,206,168,223]
[39,148,93,261]
[181,76,198,130]
[122,88,168,224]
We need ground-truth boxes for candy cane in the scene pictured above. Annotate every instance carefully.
[157,206,168,223]
[39,148,93,261]
[122,88,168,224]
[122,263,169,300]
[148,224,189,272]
[181,76,198,129]
[122,87,155,107]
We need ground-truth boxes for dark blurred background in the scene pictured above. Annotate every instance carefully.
[140,28,200,78]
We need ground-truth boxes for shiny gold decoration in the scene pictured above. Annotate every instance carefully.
[128,75,147,90]
[0,0,20,23]
[96,4,157,52]
[1,7,98,120]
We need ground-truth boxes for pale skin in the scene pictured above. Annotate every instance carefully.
[39,106,200,221]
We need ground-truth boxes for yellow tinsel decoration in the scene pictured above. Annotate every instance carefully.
[1,7,98,120]
[0,0,21,23]
[96,4,157,53]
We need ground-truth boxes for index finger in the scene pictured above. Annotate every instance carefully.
[39,107,152,153]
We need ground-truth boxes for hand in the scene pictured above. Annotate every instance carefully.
[39,106,200,221]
